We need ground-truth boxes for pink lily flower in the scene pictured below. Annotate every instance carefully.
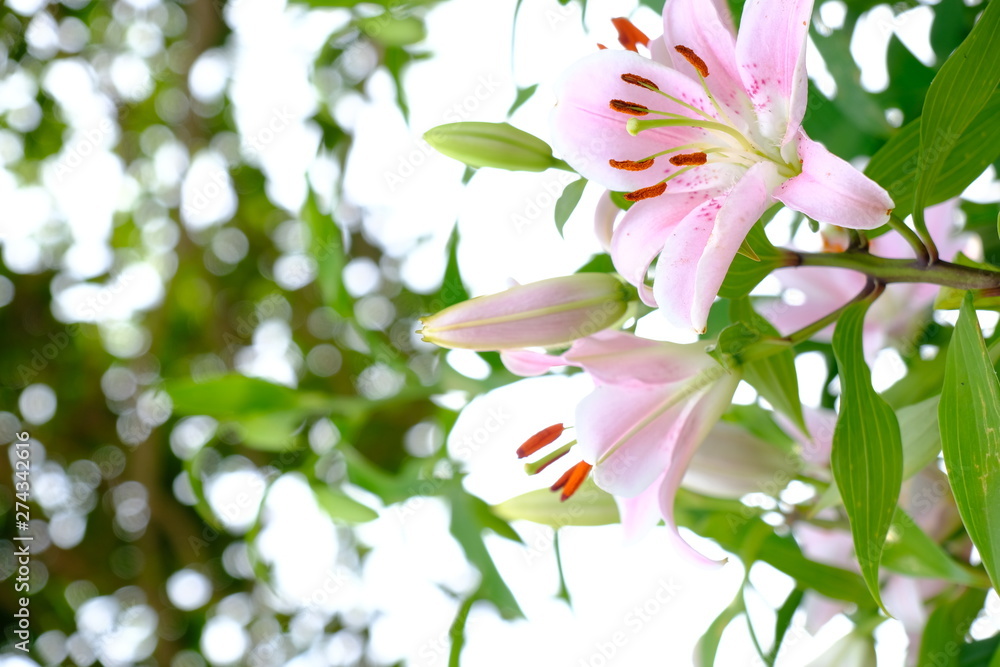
[550,0,894,333]
[766,200,969,356]
[504,330,740,564]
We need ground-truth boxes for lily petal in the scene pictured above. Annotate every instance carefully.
[565,331,713,386]
[616,470,668,542]
[500,349,568,377]
[657,161,776,332]
[593,190,620,253]
[610,191,713,306]
[657,369,741,565]
[774,132,894,229]
[550,50,725,192]
[578,382,706,496]
[735,0,814,145]
[663,0,753,126]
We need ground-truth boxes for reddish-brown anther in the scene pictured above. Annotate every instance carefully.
[621,73,659,91]
[551,461,594,501]
[611,17,650,52]
[674,45,709,77]
[516,423,565,459]
[609,99,649,116]
[609,158,655,171]
[669,152,708,166]
[624,182,667,201]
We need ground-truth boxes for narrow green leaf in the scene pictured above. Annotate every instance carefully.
[446,481,523,619]
[439,224,470,308]
[554,178,587,238]
[312,485,379,523]
[768,588,805,664]
[961,636,1000,667]
[695,590,744,667]
[918,587,988,667]
[831,301,904,613]
[507,83,538,117]
[165,374,359,419]
[914,0,1000,230]
[865,91,1000,222]
[882,509,987,587]
[730,298,805,430]
[939,292,1000,590]
[303,190,351,317]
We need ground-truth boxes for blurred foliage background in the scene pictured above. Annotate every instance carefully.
[0,0,997,665]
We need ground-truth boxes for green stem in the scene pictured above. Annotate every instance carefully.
[887,214,930,266]
[789,251,1000,290]
[785,281,879,346]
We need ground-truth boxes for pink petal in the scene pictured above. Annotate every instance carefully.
[577,382,704,496]
[565,330,713,386]
[656,161,777,332]
[610,191,713,306]
[774,132,894,229]
[593,190,620,253]
[550,50,727,192]
[652,199,720,330]
[662,0,755,127]
[500,349,567,377]
[735,0,814,145]
[616,470,668,542]
[655,371,741,565]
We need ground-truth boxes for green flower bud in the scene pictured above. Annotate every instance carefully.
[424,122,562,172]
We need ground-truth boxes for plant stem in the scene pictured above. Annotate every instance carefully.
[789,251,1000,290]
[785,280,881,345]
[887,214,930,266]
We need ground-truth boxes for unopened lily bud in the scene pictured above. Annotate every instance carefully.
[424,122,561,172]
[683,422,800,499]
[419,274,631,350]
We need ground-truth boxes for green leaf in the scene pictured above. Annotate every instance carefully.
[882,509,987,586]
[312,485,379,523]
[898,395,943,479]
[939,292,1000,590]
[165,375,357,419]
[865,91,1000,222]
[960,636,1000,667]
[438,224,470,308]
[730,298,805,430]
[303,190,351,317]
[235,411,305,451]
[492,478,619,528]
[695,589,744,667]
[914,0,1000,230]
[831,301,903,613]
[768,588,805,664]
[918,587,988,667]
[936,254,1000,309]
[446,480,523,619]
[507,84,538,117]
[719,217,791,299]
[554,178,587,238]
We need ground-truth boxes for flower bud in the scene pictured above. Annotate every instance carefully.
[424,122,561,172]
[419,274,631,350]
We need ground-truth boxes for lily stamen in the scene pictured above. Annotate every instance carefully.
[610,99,650,116]
[551,461,594,501]
[609,158,655,171]
[517,423,566,458]
[669,152,708,166]
[624,182,668,201]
